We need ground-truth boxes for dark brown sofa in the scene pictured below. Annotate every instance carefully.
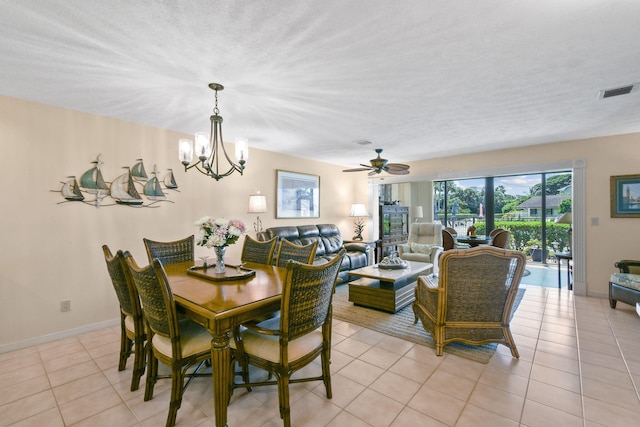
[257,224,369,284]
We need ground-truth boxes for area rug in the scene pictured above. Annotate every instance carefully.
[332,285,525,364]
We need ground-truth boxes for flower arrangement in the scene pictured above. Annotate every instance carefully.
[195,216,246,248]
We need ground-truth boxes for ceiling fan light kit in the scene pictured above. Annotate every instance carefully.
[343,148,410,176]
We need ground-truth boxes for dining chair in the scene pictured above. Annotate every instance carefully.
[489,228,506,238]
[274,239,318,267]
[490,230,511,249]
[241,235,277,265]
[413,246,526,357]
[231,249,346,427]
[102,245,146,391]
[142,235,194,265]
[122,252,211,427]
[444,226,470,248]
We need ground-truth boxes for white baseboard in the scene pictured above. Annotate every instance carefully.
[0,318,120,354]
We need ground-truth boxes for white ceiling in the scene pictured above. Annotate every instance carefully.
[2,0,640,170]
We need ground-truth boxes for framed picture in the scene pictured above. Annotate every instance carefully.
[610,174,640,218]
[276,170,320,218]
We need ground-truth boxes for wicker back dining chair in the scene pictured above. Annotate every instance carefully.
[241,235,277,265]
[122,252,211,427]
[102,245,146,391]
[490,230,511,249]
[413,246,526,357]
[274,239,318,267]
[143,235,194,265]
[444,226,470,249]
[231,249,346,427]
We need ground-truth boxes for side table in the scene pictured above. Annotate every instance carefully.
[555,252,573,290]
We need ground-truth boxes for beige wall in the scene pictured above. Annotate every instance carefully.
[0,95,367,350]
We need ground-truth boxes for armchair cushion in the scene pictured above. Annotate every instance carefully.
[410,242,435,254]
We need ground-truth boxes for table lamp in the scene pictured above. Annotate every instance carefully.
[248,192,267,233]
[555,212,572,253]
[349,203,368,240]
[411,205,424,223]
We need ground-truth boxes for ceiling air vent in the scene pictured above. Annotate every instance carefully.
[598,83,639,99]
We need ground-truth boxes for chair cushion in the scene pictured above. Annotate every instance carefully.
[233,317,323,363]
[610,273,640,291]
[410,242,435,254]
[152,319,211,358]
[124,315,136,334]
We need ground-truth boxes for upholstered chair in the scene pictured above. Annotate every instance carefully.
[231,250,345,427]
[143,235,194,265]
[413,246,526,357]
[609,259,640,309]
[123,252,211,427]
[102,245,146,391]
[398,222,443,265]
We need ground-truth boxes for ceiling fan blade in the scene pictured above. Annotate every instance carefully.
[386,163,410,171]
[386,169,410,175]
[343,167,373,172]
[368,170,379,176]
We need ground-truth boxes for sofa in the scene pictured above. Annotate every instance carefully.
[257,224,369,284]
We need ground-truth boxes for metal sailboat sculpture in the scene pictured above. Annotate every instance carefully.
[60,176,84,201]
[143,166,165,201]
[110,167,144,205]
[131,159,148,181]
[56,155,178,207]
[79,154,109,193]
[163,169,178,189]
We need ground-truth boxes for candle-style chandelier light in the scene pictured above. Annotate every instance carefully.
[178,83,248,181]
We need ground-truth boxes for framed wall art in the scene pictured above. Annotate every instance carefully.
[610,174,640,218]
[276,170,320,218]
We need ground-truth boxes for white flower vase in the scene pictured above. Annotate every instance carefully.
[214,246,227,274]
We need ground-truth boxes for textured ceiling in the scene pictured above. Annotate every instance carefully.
[2,0,640,169]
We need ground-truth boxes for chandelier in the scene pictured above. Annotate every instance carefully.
[178,83,248,181]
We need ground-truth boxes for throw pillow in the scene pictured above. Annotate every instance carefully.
[410,242,434,254]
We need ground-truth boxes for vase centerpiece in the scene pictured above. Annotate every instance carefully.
[195,216,246,274]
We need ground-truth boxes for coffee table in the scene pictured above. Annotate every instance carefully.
[348,261,433,313]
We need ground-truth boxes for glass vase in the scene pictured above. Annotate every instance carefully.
[214,246,227,274]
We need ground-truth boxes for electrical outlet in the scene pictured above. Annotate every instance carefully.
[61,300,71,312]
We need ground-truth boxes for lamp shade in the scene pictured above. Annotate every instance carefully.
[349,203,368,217]
[555,212,572,224]
[411,205,424,218]
[248,194,267,213]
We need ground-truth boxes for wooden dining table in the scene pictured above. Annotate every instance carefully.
[162,260,287,427]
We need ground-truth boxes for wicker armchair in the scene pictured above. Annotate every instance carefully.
[274,239,318,267]
[413,246,527,357]
[143,235,194,265]
[123,252,211,427]
[102,245,146,391]
[231,249,345,427]
[609,259,640,309]
[241,235,277,265]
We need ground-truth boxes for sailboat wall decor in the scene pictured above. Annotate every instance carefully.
[55,154,178,208]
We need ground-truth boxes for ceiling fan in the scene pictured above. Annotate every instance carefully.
[343,148,410,176]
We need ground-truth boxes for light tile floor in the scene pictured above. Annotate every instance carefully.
[1,284,639,426]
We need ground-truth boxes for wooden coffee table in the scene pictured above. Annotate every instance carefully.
[348,261,433,313]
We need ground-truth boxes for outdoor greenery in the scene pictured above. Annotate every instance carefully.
[434,173,573,260]
[473,221,571,253]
